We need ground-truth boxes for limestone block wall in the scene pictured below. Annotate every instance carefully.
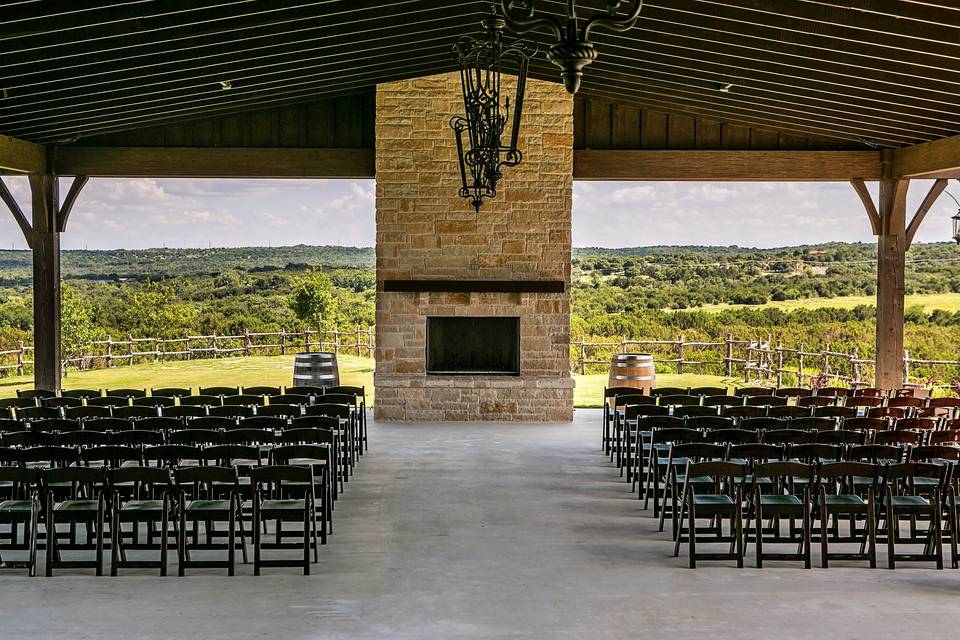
[374,72,574,421]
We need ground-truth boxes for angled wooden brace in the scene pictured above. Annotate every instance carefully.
[0,176,36,248]
[904,178,948,249]
[57,175,89,232]
[850,178,881,235]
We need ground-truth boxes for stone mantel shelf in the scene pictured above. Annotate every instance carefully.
[381,279,566,293]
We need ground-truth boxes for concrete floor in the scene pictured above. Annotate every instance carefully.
[2,409,960,639]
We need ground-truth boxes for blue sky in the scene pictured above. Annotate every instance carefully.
[0,177,956,249]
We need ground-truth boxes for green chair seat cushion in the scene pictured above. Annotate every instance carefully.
[890,495,930,508]
[0,499,32,512]
[54,500,100,511]
[260,499,306,512]
[120,499,165,512]
[824,495,866,506]
[184,499,231,512]
[692,494,734,506]
[677,475,713,485]
[760,495,802,507]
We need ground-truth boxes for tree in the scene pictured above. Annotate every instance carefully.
[61,283,105,359]
[288,269,339,332]
[124,280,198,338]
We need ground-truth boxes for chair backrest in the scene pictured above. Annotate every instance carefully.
[689,386,728,397]
[650,387,687,396]
[0,397,37,410]
[841,417,887,432]
[888,396,925,408]
[64,405,112,419]
[179,394,223,406]
[29,418,81,433]
[851,387,887,398]
[762,429,815,446]
[174,465,239,496]
[788,443,843,462]
[160,405,207,418]
[270,443,330,465]
[0,417,23,432]
[813,406,857,419]
[623,404,669,420]
[929,429,960,445]
[789,416,838,432]
[845,396,883,408]
[132,396,175,407]
[908,445,960,463]
[43,466,107,493]
[256,404,301,418]
[4,431,57,448]
[21,445,80,466]
[324,385,364,399]
[86,395,131,408]
[312,393,354,406]
[647,426,701,446]
[113,405,159,419]
[150,387,192,398]
[199,386,240,396]
[269,393,311,406]
[683,416,735,431]
[16,406,61,420]
[752,461,815,488]
[768,405,811,418]
[817,461,878,488]
[929,397,960,409]
[210,404,255,418]
[816,387,851,398]
[893,417,939,432]
[305,403,350,419]
[775,387,812,398]
[249,464,314,493]
[80,445,143,466]
[815,429,866,445]
[868,406,907,419]
[279,427,333,445]
[112,430,164,447]
[882,462,945,493]
[683,460,748,489]
[703,429,759,445]
[290,415,340,430]
[223,394,264,406]
[286,385,325,397]
[737,417,785,431]
[106,388,146,398]
[167,429,222,446]
[636,416,686,432]
[667,442,727,463]
[238,416,286,431]
[0,465,40,491]
[703,395,742,408]
[613,393,656,408]
[727,443,784,463]
[59,430,111,447]
[873,430,923,446]
[188,416,236,431]
[221,428,275,445]
[82,417,135,432]
[735,386,770,397]
[143,444,202,466]
[846,444,904,462]
[135,416,181,432]
[721,406,765,419]
[798,396,838,408]
[744,395,788,407]
[242,386,281,396]
[41,396,83,408]
[59,388,102,399]
[658,394,701,407]
[17,389,56,399]
[671,405,717,418]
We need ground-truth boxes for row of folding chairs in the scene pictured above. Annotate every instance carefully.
[13,384,361,400]
[0,459,330,577]
[666,457,958,570]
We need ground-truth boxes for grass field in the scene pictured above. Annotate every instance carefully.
[690,292,960,314]
[0,355,738,408]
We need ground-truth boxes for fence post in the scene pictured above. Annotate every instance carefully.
[775,341,784,388]
[903,349,910,386]
[579,337,587,375]
[281,329,288,355]
[334,328,341,355]
[797,343,804,384]
[186,335,193,361]
[211,330,218,359]
[127,333,134,366]
[822,344,830,379]
[367,327,374,358]
[155,337,162,363]
[724,335,733,377]
[243,328,251,357]
[16,339,24,375]
[851,348,861,386]
[676,335,685,375]
[356,325,362,357]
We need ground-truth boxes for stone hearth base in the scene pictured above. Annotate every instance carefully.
[374,374,574,422]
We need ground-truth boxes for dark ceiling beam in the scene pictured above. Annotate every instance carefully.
[893,134,960,178]
[0,133,46,173]
[574,149,882,181]
[52,146,376,179]
[8,54,456,141]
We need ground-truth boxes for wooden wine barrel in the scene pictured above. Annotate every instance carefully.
[293,351,340,388]
[608,353,655,395]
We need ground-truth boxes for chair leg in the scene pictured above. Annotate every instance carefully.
[28,502,39,578]
[177,509,186,577]
[887,502,896,570]
[819,496,829,569]
[735,505,744,569]
[303,500,311,576]
[253,500,261,577]
[867,493,877,569]
[803,498,812,570]
[228,500,236,576]
[754,499,763,569]
[933,498,944,570]
[951,498,959,569]
[45,496,54,577]
[95,502,105,577]
[687,500,697,569]
[110,502,120,577]
[160,500,169,577]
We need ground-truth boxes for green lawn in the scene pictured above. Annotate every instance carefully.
[0,355,737,408]
[691,292,960,314]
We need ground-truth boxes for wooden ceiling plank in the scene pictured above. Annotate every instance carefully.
[573,149,881,181]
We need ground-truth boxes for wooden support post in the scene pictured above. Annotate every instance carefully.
[356,325,362,357]
[127,332,134,365]
[243,328,251,357]
[580,338,587,375]
[16,339,24,376]
[775,341,784,388]
[852,164,915,390]
[29,174,61,391]
[724,335,733,378]
[676,335,685,374]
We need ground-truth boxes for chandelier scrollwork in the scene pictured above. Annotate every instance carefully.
[450,7,535,212]
[500,0,644,93]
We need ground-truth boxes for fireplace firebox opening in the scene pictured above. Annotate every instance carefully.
[426,316,520,375]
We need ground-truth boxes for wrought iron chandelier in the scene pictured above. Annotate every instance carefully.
[450,7,535,212]
[500,0,644,94]
[945,190,960,244]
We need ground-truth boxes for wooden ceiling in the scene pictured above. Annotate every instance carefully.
[0,0,957,149]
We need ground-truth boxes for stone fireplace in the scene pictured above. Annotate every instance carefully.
[374,72,574,422]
